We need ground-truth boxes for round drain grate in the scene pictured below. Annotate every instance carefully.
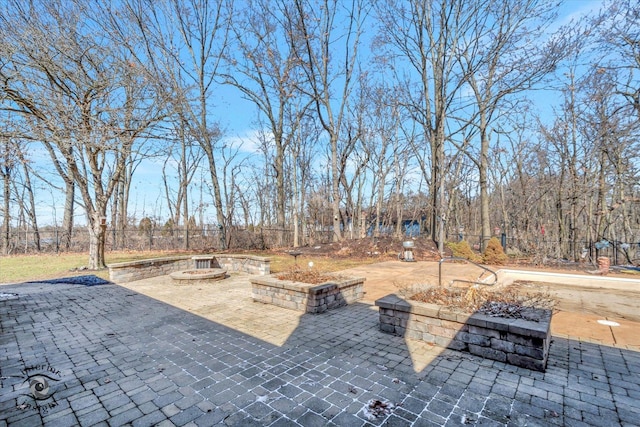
[597,319,620,327]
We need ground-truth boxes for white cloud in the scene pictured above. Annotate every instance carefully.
[225,128,273,154]
[556,0,601,27]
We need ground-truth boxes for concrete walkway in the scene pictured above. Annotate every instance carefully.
[1,267,640,426]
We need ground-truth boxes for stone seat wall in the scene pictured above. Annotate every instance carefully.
[108,254,270,283]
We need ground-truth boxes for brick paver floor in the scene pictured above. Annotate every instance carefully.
[1,277,639,426]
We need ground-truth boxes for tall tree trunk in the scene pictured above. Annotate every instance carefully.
[275,134,286,246]
[479,119,491,252]
[435,122,446,254]
[2,165,10,254]
[182,182,189,250]
[292,150,300,248]
[110,182,119,250]
[20,159,40,251]
[87,211,107,270]
[61,180,75,251]
[595,149,607,242]
[430,141,438,246]
[117,168,131,250]
[375,174,384,238]
[568,77,579,261]
[202,147,227,250]
[181,136,190,250]
[330,134,342,242]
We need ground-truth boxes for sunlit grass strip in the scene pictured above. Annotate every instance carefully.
[0,251,185,283]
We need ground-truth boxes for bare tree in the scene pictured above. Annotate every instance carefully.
[122,0,233,248]
[223,0,312,244]
[290,115,320,246]
[579,67,640,248]
[595,0,640,119]
[14,147,40,251]
[161,119,205,249]
[539,67,588,260]
[359,81,402,238]
[375,0,476,252]
[0,112,43,252]
[455,0,573,250]
[0,0,164,268]
[292,0,369,242]
[220,144,245,248]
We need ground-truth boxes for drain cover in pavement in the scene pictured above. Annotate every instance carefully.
[0,293,19,301]
[597,319,620,327]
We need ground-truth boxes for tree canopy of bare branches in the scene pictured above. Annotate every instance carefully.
[1,0,639,267]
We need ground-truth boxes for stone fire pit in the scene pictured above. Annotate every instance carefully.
[169,268,227,285]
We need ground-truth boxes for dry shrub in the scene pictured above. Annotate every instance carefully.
[446,240,481,262]
[336,246,353,256]
[392,281,430,299]
[483,237,508,265]
[410,285,554,320]
[276,266,340,284]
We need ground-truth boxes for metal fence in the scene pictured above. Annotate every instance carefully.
[3,226,638,267]
[446,233,640,266]
[0,226,340,255]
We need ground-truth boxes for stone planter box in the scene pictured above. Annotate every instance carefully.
[375,294,552,372]
[251,275,365,314]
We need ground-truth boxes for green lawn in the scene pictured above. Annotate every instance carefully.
[0,251,184,283]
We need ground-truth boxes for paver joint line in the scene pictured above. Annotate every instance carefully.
[0,271,637,426]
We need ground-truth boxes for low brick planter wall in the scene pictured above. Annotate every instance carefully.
[251,276,365,314]
[375,294,552,371]
[108,254,270,283]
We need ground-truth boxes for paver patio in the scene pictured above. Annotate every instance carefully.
[1,268,639,426]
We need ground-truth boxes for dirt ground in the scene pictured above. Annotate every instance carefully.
[264,235,640,275]
[268,236,445,261]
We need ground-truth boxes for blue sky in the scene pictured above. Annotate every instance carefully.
[25,0,605,228]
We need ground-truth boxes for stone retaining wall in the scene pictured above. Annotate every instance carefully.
[251,276,365,314]
[108,257,193,283]
[375,294,552,371]
[108,254,270,283]
[213,255,270,276]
